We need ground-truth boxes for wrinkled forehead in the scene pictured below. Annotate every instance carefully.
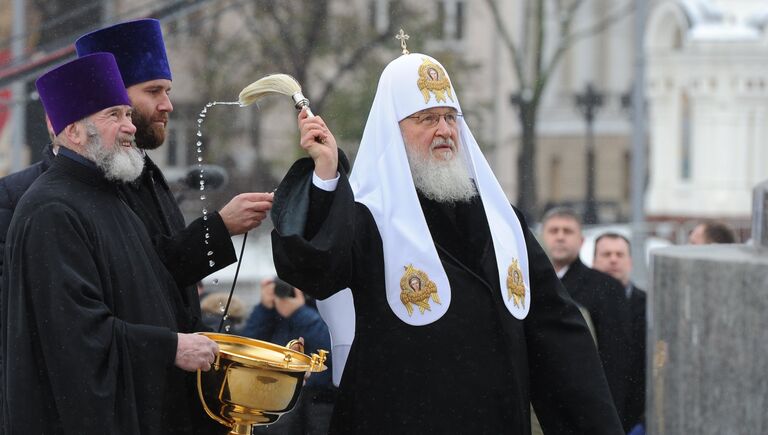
[379,53,461,121]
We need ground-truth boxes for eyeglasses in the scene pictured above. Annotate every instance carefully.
[405,111,462,127]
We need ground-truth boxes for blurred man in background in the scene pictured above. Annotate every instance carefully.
[593,232,647,432]
[243,277,334,435]
[688,220,737,244]
[540,206,634,431]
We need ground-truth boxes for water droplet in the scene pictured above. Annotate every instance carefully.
[197,147,202,153]
[209,260,216,267]
[223,314,229,320]
[197,118,203,124]
[196,141,202,147]
[199,180,205,186]
[199,186,204,191]
[212,278,219,285]
[207,250,213,256]
[204,240,209,245]
[202,208,208,214]
[205,233,210,239]
[225,325,231,332]
[196,131,202,137]
[206,103,213,108]
[200,195,206,200]
[200,113,206,118]
[203,216,208,221]
[197,156,203,162]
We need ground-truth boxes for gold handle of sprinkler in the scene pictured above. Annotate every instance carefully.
[291,92,315,118]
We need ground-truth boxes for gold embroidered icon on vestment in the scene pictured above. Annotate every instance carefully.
[399,264,441,316]
[506,259,526,308]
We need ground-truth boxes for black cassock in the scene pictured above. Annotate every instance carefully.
[2,156,195,434]
[117,155,236,332]
[116,155,235,435]
[271,156,623,435]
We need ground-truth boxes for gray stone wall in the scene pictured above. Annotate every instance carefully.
[648,245,768,435]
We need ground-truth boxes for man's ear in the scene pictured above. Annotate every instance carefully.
[62,122,83,148]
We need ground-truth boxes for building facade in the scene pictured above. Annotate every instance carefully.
[646,0,768,224]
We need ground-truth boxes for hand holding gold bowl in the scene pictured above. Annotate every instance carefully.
[196,332,328,435]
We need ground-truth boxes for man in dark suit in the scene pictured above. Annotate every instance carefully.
[0,141,55,284]
[593,232,647,432]
[540,207,634,431]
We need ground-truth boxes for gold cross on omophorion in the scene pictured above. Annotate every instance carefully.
[396,29,410,55]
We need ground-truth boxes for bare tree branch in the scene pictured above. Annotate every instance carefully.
[533,0,545,89]
[234,1,294,74]
[533,0,586,98]
[483,0,527,88]
[313,30,395,113]
[562,1,635,53]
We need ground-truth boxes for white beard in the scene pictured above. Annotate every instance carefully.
[405,137,478,204]
[82,121,145,182]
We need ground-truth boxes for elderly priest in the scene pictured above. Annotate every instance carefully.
[1,53,221,434]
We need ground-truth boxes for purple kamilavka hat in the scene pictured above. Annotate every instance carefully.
[75,19,171,87]
[35,52,130,135]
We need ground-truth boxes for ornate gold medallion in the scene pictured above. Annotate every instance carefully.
[399,264,441,316]
[416,58,454,104]
[506,259,526,308]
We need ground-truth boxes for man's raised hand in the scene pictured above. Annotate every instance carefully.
[298,107,337,180]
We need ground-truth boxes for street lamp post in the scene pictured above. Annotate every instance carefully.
[575,83,604,225]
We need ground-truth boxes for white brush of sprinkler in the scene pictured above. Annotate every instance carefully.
[238,73,314,117]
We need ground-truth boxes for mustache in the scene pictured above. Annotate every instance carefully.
[133,111,168,125]
[430,137,456,150]
[117,135,137,146]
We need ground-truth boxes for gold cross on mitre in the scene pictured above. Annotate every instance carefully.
[396,29,410,55]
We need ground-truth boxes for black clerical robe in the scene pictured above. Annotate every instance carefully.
[116,156,235,434]
[117,155,236,333]
[1,156,189,434]
[271,156,623,434]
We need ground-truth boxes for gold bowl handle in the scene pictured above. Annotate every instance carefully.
[285,339,304,353]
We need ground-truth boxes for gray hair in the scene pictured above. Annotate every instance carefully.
[541,206,582,227]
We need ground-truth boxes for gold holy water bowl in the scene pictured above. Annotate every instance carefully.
[196,332,328,435]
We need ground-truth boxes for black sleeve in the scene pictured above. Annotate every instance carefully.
[518,210,624,434]
[0,207,10,284]
[0,179,15,285]
[270,151,356,300]
[153,211,237,287]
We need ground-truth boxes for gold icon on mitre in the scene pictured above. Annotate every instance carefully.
[400,264,441,316]
[506,259,526,308]
[416,58,454,104]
